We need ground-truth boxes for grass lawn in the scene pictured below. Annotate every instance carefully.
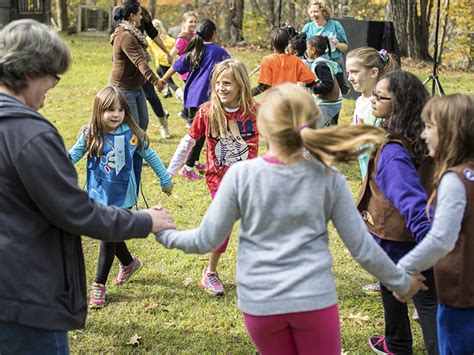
[43,35,474,353]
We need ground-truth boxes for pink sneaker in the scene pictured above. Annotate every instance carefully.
[362,281,381,295]
[368,336,394,354]
[89,283,106,309]
[179,168,203,180]
[195,162,206,174]
[201,268,225,296]
[114,257,143,286]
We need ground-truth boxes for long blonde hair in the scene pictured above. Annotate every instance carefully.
[208,58,256,137]
[85,86,148,157]
[258,83,386,165]
[422,94,474,186]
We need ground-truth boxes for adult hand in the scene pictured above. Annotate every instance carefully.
[143,205,176,233]
[155,79,166,92]
[162,183,173,196]
[394,274,428,302]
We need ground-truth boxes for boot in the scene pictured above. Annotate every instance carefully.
[158,112,170,139]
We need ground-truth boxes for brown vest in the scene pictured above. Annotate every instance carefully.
[356,140,434,242]
[434,161,474,308]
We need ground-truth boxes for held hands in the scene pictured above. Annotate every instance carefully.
[143,205,176,234]
[162,183,173,196]
[394,274,428,302]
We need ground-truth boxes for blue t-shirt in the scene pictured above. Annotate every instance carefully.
[173,42,230,108]
[301,19,348,72]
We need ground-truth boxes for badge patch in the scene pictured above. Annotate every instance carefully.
[463,168,474,182]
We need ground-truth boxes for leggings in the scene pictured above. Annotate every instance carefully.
[142,80,166,118]
[185,107,205,168]
[210,189,231,253]
[157,65,179,92]
[243,305,341,355]
[381,268,439,354]
[94,241,133,285]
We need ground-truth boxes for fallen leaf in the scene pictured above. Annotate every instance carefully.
[182,277,193,287]
[144,303,159,310]
[347,312,370,325]
[127,333,141,346]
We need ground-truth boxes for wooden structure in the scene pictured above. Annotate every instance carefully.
[0,0,51,27]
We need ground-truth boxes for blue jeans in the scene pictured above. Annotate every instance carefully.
[121,87,148,190]
[121,87,149,131]
[437,304,474,355]
[0,321,69,355]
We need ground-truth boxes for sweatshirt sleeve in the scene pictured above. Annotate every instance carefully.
[16,131,152,240]
[156,164,241,253]
[138,144,172,189]
[398,172,466,273]
[68,132,86,164]
[330,174,411,295]
[312,64,334,95]
[375,143,431,243]
[121,34,159,86]
[298,60,316,84]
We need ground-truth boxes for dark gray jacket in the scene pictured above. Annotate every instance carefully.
[0,93,152,331]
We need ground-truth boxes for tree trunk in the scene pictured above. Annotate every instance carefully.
[437,0,450,64]
[289,0,296,26]
[266,0,276,29]
[388,0,432,60]
[148,0,156,19]
[56,0,68,32]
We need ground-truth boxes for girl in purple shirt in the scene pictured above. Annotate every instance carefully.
[360,71,439,355]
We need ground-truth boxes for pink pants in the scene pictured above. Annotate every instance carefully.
[243,305,341,355]
[210,189,231,253]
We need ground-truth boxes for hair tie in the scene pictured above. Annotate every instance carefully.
[196,31,203,37]
[379,49,389,64]
[299,124,310,132]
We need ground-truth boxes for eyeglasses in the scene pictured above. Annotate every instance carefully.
[372,91,391,102]
[51,74,61,87]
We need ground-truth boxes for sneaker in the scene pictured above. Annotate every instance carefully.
[163,91,172,99]
[368,336,394,355]
[114,256,143,286]
[195,162,206,174]
[179,167,203,180]
[175,88,184,102]
[158,111,170,139]
[201,268,224,296]
[362,281,381,295]
[89,283,106,309]
[178,110,188,121]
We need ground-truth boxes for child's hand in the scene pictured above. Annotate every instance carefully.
[394,274,428,302]
[162,183,173,196]
[143,205,176,233]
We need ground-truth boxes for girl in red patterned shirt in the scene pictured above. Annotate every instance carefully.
[167,58,259,295]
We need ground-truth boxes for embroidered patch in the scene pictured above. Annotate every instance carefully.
[361,210,374,225]
[463,168,474,182]
[130,135,138,146]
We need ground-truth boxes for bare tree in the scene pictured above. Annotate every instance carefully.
[388,0,433,60]
[56,0,68,32]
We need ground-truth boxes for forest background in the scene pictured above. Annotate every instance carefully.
[53,0,473,69]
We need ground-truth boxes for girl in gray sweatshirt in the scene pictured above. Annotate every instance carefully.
[156,83,427,354]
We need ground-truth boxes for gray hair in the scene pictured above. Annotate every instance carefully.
[0,19,71,92]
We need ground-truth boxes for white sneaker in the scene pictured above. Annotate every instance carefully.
[175,88,184,102]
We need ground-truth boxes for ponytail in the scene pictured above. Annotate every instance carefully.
[184,19,216,70]
[257,84,386,165]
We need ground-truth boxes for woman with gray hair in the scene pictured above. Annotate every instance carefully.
[0,19,174,353]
